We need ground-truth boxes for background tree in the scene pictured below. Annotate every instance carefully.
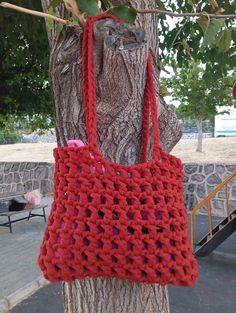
[163,60,235,152]
[0,0,52,130]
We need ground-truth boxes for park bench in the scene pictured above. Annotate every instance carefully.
[0,193,48,233]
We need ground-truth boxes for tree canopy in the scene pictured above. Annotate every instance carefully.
[0,0,52,129]
[158,0,236,78]
[0,0,236,130]
[163,60,235,121]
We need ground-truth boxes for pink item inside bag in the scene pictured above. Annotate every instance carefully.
[24,189,42,206]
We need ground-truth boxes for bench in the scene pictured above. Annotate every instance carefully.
[0,193,48,233]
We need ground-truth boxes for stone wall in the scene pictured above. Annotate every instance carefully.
[184,163,236,217]
[0,162,54,196]
[0,161,235,217]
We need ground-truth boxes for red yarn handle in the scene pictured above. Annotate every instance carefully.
[82,14,160,162]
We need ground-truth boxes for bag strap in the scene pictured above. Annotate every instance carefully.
[82,14,160,162]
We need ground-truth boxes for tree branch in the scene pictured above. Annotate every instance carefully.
[0,2,69,25]
[136,8,236,19]
[1,1,235,30]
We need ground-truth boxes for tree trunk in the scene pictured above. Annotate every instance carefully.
[41,0,182,312]
[196,117,203,152]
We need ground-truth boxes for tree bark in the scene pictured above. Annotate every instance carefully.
[40,0,182,312]
[196,117,203,152]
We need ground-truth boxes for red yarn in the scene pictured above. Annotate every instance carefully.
[38,14,198,286]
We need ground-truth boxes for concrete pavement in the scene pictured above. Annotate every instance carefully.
[0,197,52,312]
[9,257,236,313]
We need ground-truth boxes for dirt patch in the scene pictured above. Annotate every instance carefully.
[172,137,236,163]
[0,137,236,163]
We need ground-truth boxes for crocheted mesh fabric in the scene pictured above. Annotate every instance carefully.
[38,14,198,286]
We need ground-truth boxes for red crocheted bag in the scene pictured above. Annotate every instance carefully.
[38,14,198,286]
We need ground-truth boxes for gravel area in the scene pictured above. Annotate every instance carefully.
[0,137,236,163]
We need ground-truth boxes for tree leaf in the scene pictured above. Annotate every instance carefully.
[201,18,225,50]
[110,6,137,24]
[48,0,63,10]
[46,6,55,29]
[182,40,192,57]
[76,0,99,16]
[101,0,111,9]
[197,17,208,33]
[218,29,232,53]
[155,0,166,10]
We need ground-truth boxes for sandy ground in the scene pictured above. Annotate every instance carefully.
[0,137,236,163]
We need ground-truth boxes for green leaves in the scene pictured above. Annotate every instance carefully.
[218,29,232,53]
[201,18,225,50]
[155,0,166,10]
[76,0,99,16]
[110,6,137,24]
[48,0,63,10]
[101,0,111,9]
[163,59,236,122]
[198,18,232,53]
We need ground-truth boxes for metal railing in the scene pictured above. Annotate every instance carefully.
[190,171,236,251]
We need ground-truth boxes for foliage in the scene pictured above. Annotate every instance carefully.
[0,0,53,130]
[157,0,236,78]
[1,0,236,130]
[163,60,236,121]
[0,116,21,144]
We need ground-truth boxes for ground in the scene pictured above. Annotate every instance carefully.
[0,137,236,163]
[9,257,236,313]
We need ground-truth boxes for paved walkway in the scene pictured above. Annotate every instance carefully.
[0,202,236,312]
[0,197,52,303]
[9,257,236,313]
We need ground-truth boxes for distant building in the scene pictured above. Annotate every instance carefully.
[214,106,236,137]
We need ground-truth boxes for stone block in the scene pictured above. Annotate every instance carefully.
[23,171,30,182]
[0,163,5,172]
[185,193,197,210]
[184,175,189,183]
[204,164,214,175]
[16,184,24,192]
[26,162,38,170]
[216,164,225,175]
[187,184,195,192]
[11,184,17,192]
[191,174,205,183]
[49,165,55,178]
[207,174,222,185]
[41,180,52,194]
[33,180,40,190]
[11,163,20,171]
[35,166,48,180]
[184,164,198,175]
[30,170,34,180]
[4,163,12,173]
[24,180,32,191]
[4,173,13,184]
[0,174,3,184]
[14,172,21,183]
[19,163,26,171]
[226,165,236,172]
[197,183,206,199]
